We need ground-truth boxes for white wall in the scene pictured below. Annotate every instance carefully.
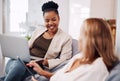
[0,0,4,76]
[28,0,69,33]
[0,0,3,34]
[90,0,116,19]
[69,0,90,39]
[116,0,120,58]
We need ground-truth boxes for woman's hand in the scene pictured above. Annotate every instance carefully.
[26,61,44,75]
[27,60,53,79]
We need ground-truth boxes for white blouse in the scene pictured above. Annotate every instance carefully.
[50,53,109,81]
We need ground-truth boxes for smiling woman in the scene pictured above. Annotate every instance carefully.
[0,1,72,81]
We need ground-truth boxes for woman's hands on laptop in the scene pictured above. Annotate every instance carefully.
[26,61,44,75]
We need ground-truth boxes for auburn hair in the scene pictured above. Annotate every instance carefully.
[79,18,118,71]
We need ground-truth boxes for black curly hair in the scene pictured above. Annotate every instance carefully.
[42,1,59,16]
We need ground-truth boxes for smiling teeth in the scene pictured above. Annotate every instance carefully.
[50,26,54,29]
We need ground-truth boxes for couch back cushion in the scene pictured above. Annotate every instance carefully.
[72,39,80,56]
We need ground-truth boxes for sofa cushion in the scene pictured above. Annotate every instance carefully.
[72,39,80,56]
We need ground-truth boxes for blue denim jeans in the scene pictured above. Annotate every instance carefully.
[1,59,36,81]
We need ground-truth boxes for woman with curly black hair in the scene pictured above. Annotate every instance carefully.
[0,1,72,81]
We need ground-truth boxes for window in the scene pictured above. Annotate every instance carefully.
[69,0,90,39]
[4,0,28,36]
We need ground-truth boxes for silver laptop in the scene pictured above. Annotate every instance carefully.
[0,34,31,62]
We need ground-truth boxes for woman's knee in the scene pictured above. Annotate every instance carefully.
[5,59,26,75]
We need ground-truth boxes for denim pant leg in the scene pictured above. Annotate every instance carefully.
[4,59,26,81]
